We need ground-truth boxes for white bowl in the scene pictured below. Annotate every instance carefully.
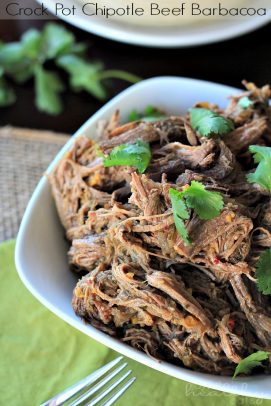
[15,77,271,399]
[37,0,271,47]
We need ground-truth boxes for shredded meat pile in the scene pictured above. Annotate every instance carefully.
[50,81,271,375]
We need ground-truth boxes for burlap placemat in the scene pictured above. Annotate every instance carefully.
[0,127,70,242]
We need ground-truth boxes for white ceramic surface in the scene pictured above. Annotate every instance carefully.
[37,0,271,47]
[15,77,271,399]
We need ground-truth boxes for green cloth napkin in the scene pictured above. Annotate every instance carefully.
[0,240,268,406]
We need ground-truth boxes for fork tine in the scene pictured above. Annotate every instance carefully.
[100,377,136,406]
[86,370,132,406]
[40,356,123,406]
[69,363,127,406]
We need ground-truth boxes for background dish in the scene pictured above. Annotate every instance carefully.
[15,77,271,399]
[37,0,271,47]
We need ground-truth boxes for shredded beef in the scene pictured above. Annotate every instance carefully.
[50,82,271,376]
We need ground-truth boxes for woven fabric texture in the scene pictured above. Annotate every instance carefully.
[0,126,70,242]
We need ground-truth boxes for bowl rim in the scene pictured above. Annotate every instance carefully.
[15,76,271,399]
[37,0,271,48]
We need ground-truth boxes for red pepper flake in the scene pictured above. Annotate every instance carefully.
[228,318,235,331]
[89,212,96,221]
[213,257,220,265]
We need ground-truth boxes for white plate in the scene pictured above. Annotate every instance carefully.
[38,0,271,47]
[15,77,271,399]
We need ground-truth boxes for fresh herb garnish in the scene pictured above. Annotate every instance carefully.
[184,180,224,220]
[238,96,253,109]
[169,181,224,245]
[246,145,271,192]
[255,248,271,295]
[0,23,140,114]
[190,108,234,137]
[0,66,16,106]
[57,55,107,100]
[233,351,270,378]
[102,140,151,174]
[129,105,166,122]
[169,188,191,246]
[34,65,64,115]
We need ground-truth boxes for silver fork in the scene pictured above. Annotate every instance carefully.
[41,356,136,406]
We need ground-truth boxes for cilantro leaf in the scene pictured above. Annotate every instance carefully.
[247,145,271,192]
[0,23,140,115]
[238,96,253,110]
[256,248,271,295]
[169,182,223,245]
[183,181,224,220]
[103,140,151,173]
[173,215,191,246]
[0,42,30,79]
[57,55,107,100]
[190,108,214,127]
[129,105,166,122]
[169,188,191,246]
[34,66,64,115]
[41,23,76,59]
[233,351,270,378]
[197,115,234,136]
[145,105,158,115]
[11,66,34,84]
[0,43,24,68]
[143,105,166,121]
[21,29,43,59]
[0,69,16,107]
[190,108,234,137]
[0,41,34,84]
[129,110,141,122]
[169,188,189,220]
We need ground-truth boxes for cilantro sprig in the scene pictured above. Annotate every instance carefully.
[129,105,166,122]
[100,140,151,174]
[169,188,191,246]
[184,180,224,220]
[233,351,270,378]
[0,67,16,106]
[170,181,224,245]
[0,23,140,115]
[190,108,234,137]
[256,248,271,295]
[238,96,253,110]
[34,65,64,115]
[247,145,271,192]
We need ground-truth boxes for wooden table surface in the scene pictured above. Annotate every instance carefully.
[0,14,270,134]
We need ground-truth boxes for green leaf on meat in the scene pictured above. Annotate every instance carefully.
[233,351,270,378]
[256,248,271,295]
[190,108,234,137]
[183,181,224,220]
[238,96,253,109]
[169,188,191,246]
[247,145,271,192]
[103,140,151,174]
